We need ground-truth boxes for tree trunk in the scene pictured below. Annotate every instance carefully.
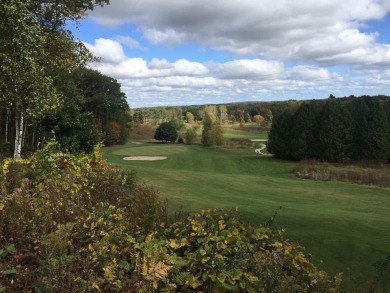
[22,121,27,148]
[5,108,11,143]
[13,108,24,160]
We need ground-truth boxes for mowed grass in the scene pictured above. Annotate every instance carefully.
[102,142,390,290]
[223,130,268,139]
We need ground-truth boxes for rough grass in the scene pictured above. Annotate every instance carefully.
[102,142,390,291]
[294,160,390,188]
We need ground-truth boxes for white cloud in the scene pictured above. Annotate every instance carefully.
[88,0,390,67]
[143,28,185,47]
[85,33,390,107]
[115,35,143,49]
[212,59,284,80]
[287,66,336,81]
[86,40,209,78]
[84,38,127,63]
[172,59,209,75]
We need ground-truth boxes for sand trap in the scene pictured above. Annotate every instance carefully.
[123,156,167,161]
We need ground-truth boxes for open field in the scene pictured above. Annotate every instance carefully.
[102,139,390,291]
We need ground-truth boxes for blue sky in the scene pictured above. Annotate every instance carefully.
[70,0,390,108]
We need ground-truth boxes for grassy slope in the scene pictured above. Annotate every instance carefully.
[102,141,390,290]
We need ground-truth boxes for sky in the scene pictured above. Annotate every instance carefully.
[69,0,390,108]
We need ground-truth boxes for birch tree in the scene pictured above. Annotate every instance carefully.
[0,0,109,159]
[0,1,61,159]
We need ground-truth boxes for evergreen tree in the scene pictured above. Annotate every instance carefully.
[351,98,371,160]
[317,99,352,161]
[289,103,319,160]
[365,99,389,160]
[154,122,178,143]
[267,110,293,159]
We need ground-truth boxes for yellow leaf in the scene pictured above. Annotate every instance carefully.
[168,239,179,249]
[231,268,243,281]
[246,273,258,282]
[218,220,226,230]
[91,282,100,291]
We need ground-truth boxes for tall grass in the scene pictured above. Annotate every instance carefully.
[294,160,390,188]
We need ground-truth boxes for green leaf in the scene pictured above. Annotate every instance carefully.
[217,273,226,283]
[230,268,243,281]
[5,244,16,255]
[3,268,17,275]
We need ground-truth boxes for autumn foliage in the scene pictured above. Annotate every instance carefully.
[0,144,341,292]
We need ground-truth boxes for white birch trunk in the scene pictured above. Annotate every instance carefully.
[13,109,24,160]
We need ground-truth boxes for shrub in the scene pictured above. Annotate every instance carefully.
[161,209,342,293]
[0,143,166,291]
[154,122,178,143]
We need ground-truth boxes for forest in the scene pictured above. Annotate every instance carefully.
[267,95,390,162]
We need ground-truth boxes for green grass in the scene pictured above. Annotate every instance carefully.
[223,129,268,139]
[102,142,390,291]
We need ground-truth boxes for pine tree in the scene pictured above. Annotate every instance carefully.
[267,110,293,159]
[317,99,352,161]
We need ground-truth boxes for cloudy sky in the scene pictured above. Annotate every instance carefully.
[70,0,390,108]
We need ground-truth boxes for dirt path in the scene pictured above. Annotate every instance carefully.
[255,144,272,156]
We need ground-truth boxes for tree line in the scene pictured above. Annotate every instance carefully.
[268,95,390,162]
[0,0,129,159]
[132,103,274,127]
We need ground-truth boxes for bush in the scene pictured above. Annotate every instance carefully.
[161,209,342,293]
[0,143,167,291]
[154,122,178,143]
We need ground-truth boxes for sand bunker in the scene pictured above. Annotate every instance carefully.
[123,156,167,161]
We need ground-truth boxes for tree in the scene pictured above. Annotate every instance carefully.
[154,122,178,143]
[185,112,195,124]
[253,115,265,126]
[244,112,252,123]
[0,0,61,159]
[73,67,129,145]
[40,71,102,153]
[185,125,199,144]
[218,105,228,123]
[264,109,273,126]
[316,99,352,161]
[289,103,319,160]
[267,110,293,159]
[202,107,225,147]
[357,98,390,160]
[0,0,110,159]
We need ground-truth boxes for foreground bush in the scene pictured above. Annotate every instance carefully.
[0,145,341,292]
